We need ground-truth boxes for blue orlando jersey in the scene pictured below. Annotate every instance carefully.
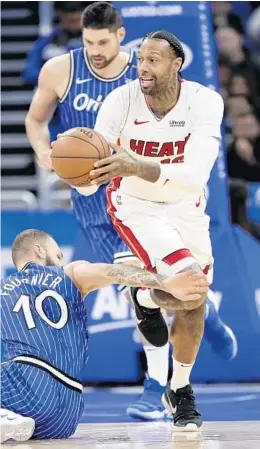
[58,46,138,245]
[59,46,137,130]
[1,263,88,380]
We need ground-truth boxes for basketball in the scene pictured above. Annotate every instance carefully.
[51,127,110,187]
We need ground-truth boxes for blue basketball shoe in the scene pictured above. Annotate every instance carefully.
[127,377,171,421]
[204,295,238,361]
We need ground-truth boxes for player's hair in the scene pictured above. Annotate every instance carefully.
[144,30,185,69]
[82,2,122,31]
[12,229,52,266]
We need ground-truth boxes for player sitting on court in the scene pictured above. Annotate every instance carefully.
[0,229,208,442]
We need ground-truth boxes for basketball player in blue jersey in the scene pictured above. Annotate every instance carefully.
[25,2,236,421]
[0,229,209,442]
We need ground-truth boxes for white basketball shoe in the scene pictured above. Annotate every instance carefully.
[0,408,35,443]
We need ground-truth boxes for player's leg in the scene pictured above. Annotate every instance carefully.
[172,225,237,362]
[114,237,171,421]
[1,361,83,439]
[107,194,206,429]
[1,362,37,442]
[204,289,237,361]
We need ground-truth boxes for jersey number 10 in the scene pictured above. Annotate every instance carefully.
[13,290,68,330]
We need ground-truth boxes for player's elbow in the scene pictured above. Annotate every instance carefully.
[25,111,43,132]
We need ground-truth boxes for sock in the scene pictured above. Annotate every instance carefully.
[144,343,170,386]
[136,288,159,309]
[170,357,194,391]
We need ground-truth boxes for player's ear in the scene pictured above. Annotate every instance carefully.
[173,57,183,73]
[117,27,126,44]
[34,244,45,261]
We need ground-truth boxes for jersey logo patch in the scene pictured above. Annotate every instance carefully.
[76,77,92,84]
[134,119,150,125]
[169,120,185,127]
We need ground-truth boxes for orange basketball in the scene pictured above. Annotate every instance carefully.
[51,127,110,187]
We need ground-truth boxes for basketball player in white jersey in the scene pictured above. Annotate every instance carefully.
[27,2,235,423]
[90,30,225,431]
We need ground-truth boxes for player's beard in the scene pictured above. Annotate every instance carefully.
[89,52,118,70]
[45,255,60,267]
[141,75,178,98]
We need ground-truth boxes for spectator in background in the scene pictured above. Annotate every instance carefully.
[214,2,260,237]
[216,27,249,69]
[246,7,260,70]
[227,114,260,181]
[22,2,86,86]
[226,96,252,119]
[227,114,260,240]
[216,27,259,110]
[212,1,244,35]
[218,56,232,102]
[228,73,251,96]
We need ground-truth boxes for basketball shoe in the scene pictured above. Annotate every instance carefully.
[0,408,35,443]
[162,383,202,431]
[127,377,171,421]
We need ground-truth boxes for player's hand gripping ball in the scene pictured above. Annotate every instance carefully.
[51,128,111,195]
[90,142,140,186]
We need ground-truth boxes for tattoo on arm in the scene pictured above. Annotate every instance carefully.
[136,160,161,183]
[105,264,167,289]
[151,262,206,310]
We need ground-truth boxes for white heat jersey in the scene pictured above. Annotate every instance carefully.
[95,79,224,205]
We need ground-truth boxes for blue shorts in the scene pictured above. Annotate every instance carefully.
[1,359,84,439]
[71,186,137,264]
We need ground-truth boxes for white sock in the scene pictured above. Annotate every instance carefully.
[144,343,169,386]
[170,357,194,391]
[136,289,158,309]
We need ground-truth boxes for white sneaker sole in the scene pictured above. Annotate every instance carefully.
[127,407,168,421]
[173,422,202,432]
[0,417,35,443]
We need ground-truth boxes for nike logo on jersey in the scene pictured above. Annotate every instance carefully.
[195,196,201,207]
[134,119,150,125]
[76,77,92,84]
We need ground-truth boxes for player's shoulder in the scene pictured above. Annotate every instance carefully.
[184,80,223,107]
[39,53,71,83]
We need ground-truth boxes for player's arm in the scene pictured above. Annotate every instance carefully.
[25,54,70,171]
[64,261,209,301]
[147,88,224,190]
[90,88,224,188]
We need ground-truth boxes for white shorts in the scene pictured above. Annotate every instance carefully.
[107,180,213,283]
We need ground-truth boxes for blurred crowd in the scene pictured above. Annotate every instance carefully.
[213,1,260,239]
[22,1,260,238]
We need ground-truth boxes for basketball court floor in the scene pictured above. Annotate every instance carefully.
[4,384,260,448]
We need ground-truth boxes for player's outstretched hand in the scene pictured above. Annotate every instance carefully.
[163,270,210,302]
[36,149,53,172]
[89,142,138,186]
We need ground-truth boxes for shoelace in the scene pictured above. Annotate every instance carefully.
[174,396,201,420]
